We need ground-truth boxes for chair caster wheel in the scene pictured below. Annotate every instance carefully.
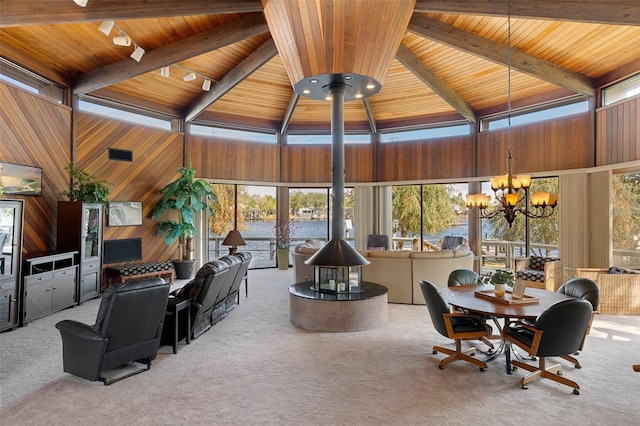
[557,371,563,376]
[432,350,437,354]
[480,367,486,372]
[470,352,476,357]
[438,365,445,370]
[522,384,528,390]
[575,365,582,369]
[573,389,580,395]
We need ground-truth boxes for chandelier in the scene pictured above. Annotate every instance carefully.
[466,1,558,227]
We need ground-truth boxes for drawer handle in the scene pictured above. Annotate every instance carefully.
[46,289,52,292]
[52,287,58,290]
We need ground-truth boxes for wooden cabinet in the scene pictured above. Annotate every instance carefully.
[57,202,103,303]
[22,251,78,325]
[0,199,23,332]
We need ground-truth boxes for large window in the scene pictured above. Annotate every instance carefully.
[0,59,65,104]
[483,99,589,131]
[286,133,370,144]
[612,171,640,268]
[381,123,470,143]
[191,124,277,143]
[78,98,176,131]
[603,74,640,106]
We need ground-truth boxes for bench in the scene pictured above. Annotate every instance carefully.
[104,261,174,289]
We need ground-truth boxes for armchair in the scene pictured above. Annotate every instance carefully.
[419,280,491,371]
[514,255,563,291]
[55,278,170,385]
[575,267,640,314]
[503,298,592,394]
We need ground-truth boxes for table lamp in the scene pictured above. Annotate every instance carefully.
[222,229,246,254]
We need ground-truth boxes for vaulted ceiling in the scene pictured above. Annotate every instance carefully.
[1,0,639,132]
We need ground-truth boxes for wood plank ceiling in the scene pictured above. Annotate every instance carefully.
[1,0,639,132]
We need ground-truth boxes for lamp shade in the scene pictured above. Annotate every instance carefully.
[98,20,115,35]
[222,229,246,247]
[130,46,145,62]
[73,0,88,7]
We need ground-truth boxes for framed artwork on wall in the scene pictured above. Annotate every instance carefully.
[0,162,43,196]
[107,201,143,226]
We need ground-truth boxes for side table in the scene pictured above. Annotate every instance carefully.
[163,297,191,354]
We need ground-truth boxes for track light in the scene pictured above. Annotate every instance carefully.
[160,67,170,77]
[202,79,212,91]
[130,46,145,62]
[73,0,88,6]
[113,35,131,47]
[183,72,196,82]
[98,20,114,36]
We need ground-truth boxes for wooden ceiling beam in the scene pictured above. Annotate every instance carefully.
[184,38,278,122]
[396,43,476,123]
[414,0,640,26]
[0,0,264,27]
[72,14,268,95]
[281,93,300,135]
[408,14,596,97]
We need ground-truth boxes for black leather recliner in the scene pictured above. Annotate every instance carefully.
[172,259,230,339]
[55,277,170,385]
[212,254,242,324]
[226,251,252,311]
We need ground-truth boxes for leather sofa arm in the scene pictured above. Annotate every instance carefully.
[55,320,106,342]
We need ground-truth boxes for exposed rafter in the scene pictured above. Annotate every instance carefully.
[0,0,264,27]
[396,43,476,123]
[184,38,278,122]
[281,93,300,135]
[413,0,640,26]
[407,14,596,97]
[72,14,268,95]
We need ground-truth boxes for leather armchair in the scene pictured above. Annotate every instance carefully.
[503,298,592,394]
[55,278,170,385]
[447,269,480,287]
[212,254,242,324]
[227,251,252,308]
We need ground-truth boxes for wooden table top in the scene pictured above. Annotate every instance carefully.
[441,285,573,320]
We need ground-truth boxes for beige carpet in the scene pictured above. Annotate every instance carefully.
[1,268,639,426]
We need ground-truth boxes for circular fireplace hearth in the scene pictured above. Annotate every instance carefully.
[289,281,388,332]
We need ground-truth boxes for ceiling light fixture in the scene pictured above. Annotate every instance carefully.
[98,20,115,36]
[160,67,170,77]
[130,45,145,62]
[73,0,88,7]
[202,78,212,91]
[113,35,131,46]
[183,72,196,82]
[466,0,558,227]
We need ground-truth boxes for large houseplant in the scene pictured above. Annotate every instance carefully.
[152,165,216,278]
[61,163,111,203]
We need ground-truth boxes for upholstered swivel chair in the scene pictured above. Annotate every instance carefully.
[55,277,170,385]
[447,269,480,287]
[366,234,390,250]
[419,280,491,371]
[447,269,497,351]
[503,298,593,394]
[439,236,465,250]
[172,260,230,339]
[556,278,600,368]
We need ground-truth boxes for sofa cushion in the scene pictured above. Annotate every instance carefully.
[528,255,560,271]
[368,250,411,259]
[411,249,454,259]
[608,266,640,274]
[453,244,471,257]
[516,269,545,283]
[295,246,318,255]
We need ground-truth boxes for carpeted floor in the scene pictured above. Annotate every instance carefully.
[1,268,639,425]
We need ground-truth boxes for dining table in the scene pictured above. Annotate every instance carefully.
[440,284,574,373]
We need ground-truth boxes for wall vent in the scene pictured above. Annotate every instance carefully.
[108,148,133,162]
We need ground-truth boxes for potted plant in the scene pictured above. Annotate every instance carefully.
[274,221,296,270]
[152,165,216,279]
[61,163,111,203]
[489,269,515,297]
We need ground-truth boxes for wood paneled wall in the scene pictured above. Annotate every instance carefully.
[75,114,184,263]
[375,136,474,182]
[596,96,640,166]
[282,144,374,184]
[188,135,280,182]
[0,83,71,254]
[477,114,592,177]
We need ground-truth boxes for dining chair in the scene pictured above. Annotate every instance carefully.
[503,298,593,394]
[419,280,491,371]
[556,278,600,368]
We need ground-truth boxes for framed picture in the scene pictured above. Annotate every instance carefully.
[512,280,527,299]
[0,162,42,196]
[107,201,143,226]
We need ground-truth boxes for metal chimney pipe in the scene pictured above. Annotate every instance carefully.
[330,83,346,241]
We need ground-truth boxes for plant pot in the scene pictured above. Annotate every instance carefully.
[172,259,197,279]
[277,248,290,270]
[494,283,506,297]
